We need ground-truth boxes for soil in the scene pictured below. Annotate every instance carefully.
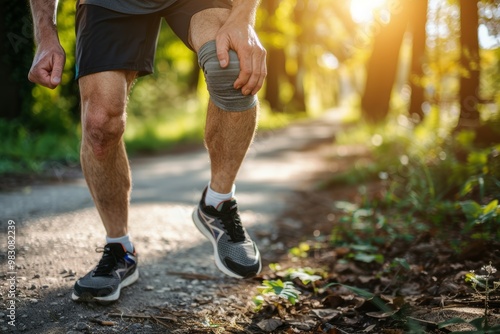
[1,112,499,333]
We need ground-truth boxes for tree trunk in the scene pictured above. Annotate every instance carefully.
[457,0,481,129]
[0,1,33,120]
[262,0,287,112]
[361,1,410,123]
[265,48,286,111]
[408,0,428,122]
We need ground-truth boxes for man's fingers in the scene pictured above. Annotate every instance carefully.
[237,46,266,96]
[28,66,54,89]
[216,37,230,68]
[233,46,253,91]
[28,44,66,89]
[50,52,66,86]
[252,54,267,96]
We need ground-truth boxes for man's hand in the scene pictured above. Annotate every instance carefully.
[28,41,66,89]
[215,15,267,96]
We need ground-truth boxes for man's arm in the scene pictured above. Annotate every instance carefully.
[216,0,266,96]
[28,0,66,89]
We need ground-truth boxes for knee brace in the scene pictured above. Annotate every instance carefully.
[198,40,257,112]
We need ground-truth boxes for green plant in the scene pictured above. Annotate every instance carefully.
[459,199,500,232]
[439,263,500,333]
[253,280,301,311]
[288,242,310,259]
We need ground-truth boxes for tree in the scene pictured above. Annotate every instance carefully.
[408,0,429,122]
[0,1,34,120]
[361,1,411,123]
[262,0,287,111]
[457,0,481,129]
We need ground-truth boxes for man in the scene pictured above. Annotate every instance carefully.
[28,0,266,303]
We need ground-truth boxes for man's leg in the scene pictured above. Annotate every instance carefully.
[190,8,258,196]
[79,70,135,238]
[72,70,139,302]
[190,8,262,278]
[205,101,257,194]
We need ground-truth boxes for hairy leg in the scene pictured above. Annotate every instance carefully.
[79,70,137,238]
[190,8,259,193]
[205,101,258,193]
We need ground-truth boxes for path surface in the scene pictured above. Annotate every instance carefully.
[0,110,344,333]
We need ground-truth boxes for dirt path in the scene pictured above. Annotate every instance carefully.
[0,110,345,333]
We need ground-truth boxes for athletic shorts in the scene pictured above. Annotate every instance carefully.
[75,0,233,79]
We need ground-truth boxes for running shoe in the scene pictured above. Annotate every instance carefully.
[192,189,262,278]
[72,243,139,302]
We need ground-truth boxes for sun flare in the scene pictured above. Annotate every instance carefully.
[350,0,387,23]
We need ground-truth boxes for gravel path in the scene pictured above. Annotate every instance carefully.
[0,110,343,333]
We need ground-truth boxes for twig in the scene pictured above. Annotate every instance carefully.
[89,318,116,326]
[107,312,177,322]
[151,315,172,329]
[167,271,217,280]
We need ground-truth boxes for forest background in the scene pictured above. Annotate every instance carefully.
[1,0,499,172]
[1,0,500,331]
[1,0,500,236]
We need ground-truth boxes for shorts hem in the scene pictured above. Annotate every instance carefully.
[75,64,153,80]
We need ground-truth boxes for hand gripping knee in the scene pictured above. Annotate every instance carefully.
[198,41,257,112]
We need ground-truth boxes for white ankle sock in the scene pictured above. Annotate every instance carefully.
[204,183,235,208]
[106,235,134,253]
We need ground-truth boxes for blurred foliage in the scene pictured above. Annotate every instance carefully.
[326,102,500,247]
[1,0,500,176]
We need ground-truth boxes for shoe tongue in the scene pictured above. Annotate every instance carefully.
[105,243,126,256]
[216,199,237,212]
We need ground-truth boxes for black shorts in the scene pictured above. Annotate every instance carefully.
[75,0,232,79]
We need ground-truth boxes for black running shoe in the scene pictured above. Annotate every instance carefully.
[72,243,139,302]
[192,189,262,278]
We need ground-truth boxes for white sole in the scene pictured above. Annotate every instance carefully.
[71,269,139,302]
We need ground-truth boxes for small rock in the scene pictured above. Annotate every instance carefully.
[28,284,37,290]
[57,293,64,297]
[29,299,38,304]
[75,322,89,330]
[130,323,142,330]
[33,274,41,279]
[42,285,49,289]
[144,285,154,291]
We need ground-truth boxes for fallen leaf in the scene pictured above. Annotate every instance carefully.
[257,318,284,332]
[311,308,341,320]
[363,324,377,332]
[366,309,399,318]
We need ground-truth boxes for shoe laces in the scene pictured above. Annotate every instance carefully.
[93,246,118,277]
[219,205,246,243]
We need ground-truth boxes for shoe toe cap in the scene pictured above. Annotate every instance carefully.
[224,257,261,278]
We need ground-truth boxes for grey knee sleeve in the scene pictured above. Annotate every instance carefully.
[198,40,257,112]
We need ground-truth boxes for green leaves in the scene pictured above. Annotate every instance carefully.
[255,280,301,307]
[460,199,500,228]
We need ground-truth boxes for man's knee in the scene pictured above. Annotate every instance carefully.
[198,41,257,112]
[79,72,132,159]
[81,96,127,159]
